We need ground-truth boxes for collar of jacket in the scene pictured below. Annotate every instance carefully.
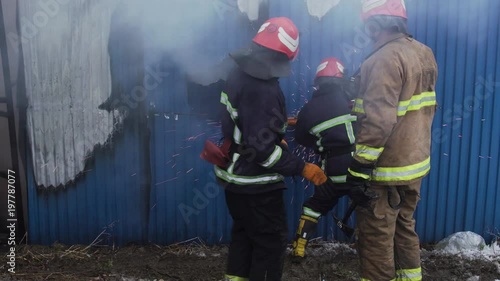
[312,84,350,103]
[373,33,408,51]
[351,33,410,78]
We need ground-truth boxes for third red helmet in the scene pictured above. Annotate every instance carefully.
[315,58,345,79]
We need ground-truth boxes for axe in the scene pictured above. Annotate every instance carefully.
[333,202,356,238]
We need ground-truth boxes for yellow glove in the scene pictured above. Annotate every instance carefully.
[301,163,327,186]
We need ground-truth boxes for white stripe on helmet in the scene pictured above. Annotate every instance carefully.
[316,61,329,74]
[277,27,299,53]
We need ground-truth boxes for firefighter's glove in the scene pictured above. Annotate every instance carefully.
[347,159,378,208]
[349,186,379,208]
[302,163,328,186]
[346,158,375,186]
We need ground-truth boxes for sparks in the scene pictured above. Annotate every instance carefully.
[155,177,178,185]
[186,132,206,141]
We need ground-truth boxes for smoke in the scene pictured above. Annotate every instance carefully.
[119,0,264,86]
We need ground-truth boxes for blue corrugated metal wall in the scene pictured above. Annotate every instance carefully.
[27,124,149,246]
[407,0,500,242]
[27,0,499,245]
[144,5,262,244]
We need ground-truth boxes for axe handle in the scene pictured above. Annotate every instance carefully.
[342,202,357,224]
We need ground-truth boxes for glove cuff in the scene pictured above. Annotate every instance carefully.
[348,158,375,180]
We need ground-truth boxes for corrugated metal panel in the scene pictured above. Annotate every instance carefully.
[26,1,150,245]
[27,122,150,245]
[21,0,123,187]
[26,0,499,245]
[409,0,500,242]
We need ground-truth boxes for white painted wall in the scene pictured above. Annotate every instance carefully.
[21,0,120,187]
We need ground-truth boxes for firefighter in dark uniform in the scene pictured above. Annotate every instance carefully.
[291,58,364,258]
[216,17,328,281]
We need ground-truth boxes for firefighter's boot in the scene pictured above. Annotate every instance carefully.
[292,207,321,260]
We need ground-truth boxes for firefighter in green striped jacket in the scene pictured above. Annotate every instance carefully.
[346,0,438,280]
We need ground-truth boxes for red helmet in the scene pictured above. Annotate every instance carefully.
[253,17,300,60]
[315,58,345,79]
[361,0,407,21]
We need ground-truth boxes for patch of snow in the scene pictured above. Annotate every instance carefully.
[286,240,356,257]
[466,276,480,281]
[305,0,341,20]
[435,231,487,254]
[196,251,207,257]
[434,231,500,276]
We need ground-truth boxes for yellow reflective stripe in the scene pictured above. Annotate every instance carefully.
[303,207,322,219]
[220,92,238,120]
[310,114,357,135]
[227,153,240,174]
[397,92,436,116]
[348,168,371,180]
[224,274,249,281]
[215,166,284,185]
[310,114,356,152]
[345,122,356,144]
[330,175,347,183]
[396,267,422,281]
[233,126,242,144]
[353,92,436,117]
[260,145,282,168]
[281,123,287,133]
[352,98,364,114]
[317,138,324,152]
[221,92,242,145]
[300,214,318,223]
[372,157,431,182]
[355,144,384,162]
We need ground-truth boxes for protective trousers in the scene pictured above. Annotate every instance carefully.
[293,183,350,257]
[356,180,422,281]
[224,189,288,281]
[304,182,351,215]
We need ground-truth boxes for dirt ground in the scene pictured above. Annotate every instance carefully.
[1,240,499,281]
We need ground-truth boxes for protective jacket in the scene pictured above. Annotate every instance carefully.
[295,83,356,183]
[352,33,438,185]
[216,67,305,194]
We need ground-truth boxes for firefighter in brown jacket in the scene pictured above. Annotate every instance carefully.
[347,1,438,280]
